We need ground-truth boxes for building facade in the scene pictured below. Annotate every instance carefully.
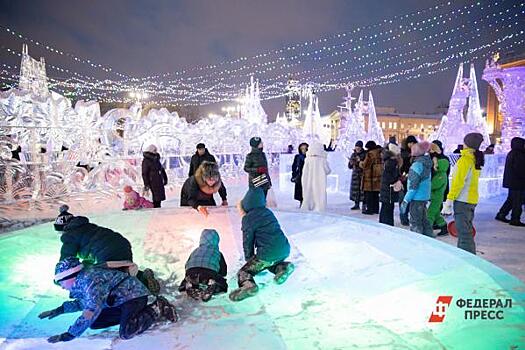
[326,107,442,144]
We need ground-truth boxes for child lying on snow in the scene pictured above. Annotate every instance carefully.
[39,257,177,343]
[54,205,160,295]
[229,187,295,302]
[123,185,154,210]
[178,229,228,302]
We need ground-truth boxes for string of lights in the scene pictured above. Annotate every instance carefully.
[0,0,522,106]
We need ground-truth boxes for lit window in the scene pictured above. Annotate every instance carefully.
[388,122,392,129]
[393,122,397,129]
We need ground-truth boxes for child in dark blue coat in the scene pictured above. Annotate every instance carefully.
[229,188,294,301]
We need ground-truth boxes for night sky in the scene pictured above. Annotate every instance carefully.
[0,0,523,118]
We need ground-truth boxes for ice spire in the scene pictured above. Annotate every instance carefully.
[466,63,491,145]
[366,91,384,145]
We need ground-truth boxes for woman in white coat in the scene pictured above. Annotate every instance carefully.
[301,142,331,212]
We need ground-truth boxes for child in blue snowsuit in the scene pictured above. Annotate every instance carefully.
[229,187,294,301]
[39,257,177,343]
[179,229,228,302]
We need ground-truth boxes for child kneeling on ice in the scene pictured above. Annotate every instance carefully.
[178,229,228,302]
[39,257,177,343]
[123,185,154,210]
[230,188,294,302]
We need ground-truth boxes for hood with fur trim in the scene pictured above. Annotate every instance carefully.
[194,162,222,195]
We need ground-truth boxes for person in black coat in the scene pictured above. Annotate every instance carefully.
[348,141,366,210]
[53,205,160,294]
[399,135,417,225]
[496,137,525,226]
[188,143,217,177]
[244,137,272,197]
[379,144,402,226]
[180,161,228,217]
[142,144,168,208]
[291,142,308,205]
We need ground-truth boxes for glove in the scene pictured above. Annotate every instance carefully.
[256,166,267,174]
[221,200,228,206]
[47,332,75,343]
[400,201,408,215]
[441,199,454,216]
[38,306,64,320]
[197,206,209,218]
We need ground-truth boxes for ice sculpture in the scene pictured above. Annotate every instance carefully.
[240,76,268,125]
[302,90,331,145]
[432,63,492,152]
[19,44,48,96]
[366,91,385,146]
[339,89,383,151]
[337,87,366,155]
[482,56,525,152]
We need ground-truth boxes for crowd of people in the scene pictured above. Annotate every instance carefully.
[291,132,525,257]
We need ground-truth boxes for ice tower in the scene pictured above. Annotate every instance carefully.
[19,44,49,95]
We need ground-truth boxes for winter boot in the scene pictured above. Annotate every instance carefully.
[120,307,156,339]
[509,220,525,227]
[437,225,449,236]
[142,268,161,296]
[273,263,295,285]
[495,214,510,223]
[152,296,178,322]
[229,281,259,302]
[351,203,360,210]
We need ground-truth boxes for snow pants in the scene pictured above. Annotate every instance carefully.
[427,189,447,227]
[454,201,476,255]
[497,189,524,222]
[237,256,291,287]
[409,200,434,237]
[90,296,155,339]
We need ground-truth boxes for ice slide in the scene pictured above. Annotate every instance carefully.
[0,208,523,349]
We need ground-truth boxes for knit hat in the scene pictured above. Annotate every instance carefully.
[241,187,266,213]
[405,135,418,145]
[54,257,83,283]
[123,185,133,193]
[145,144,157,153]
[196,143,205,149]
[200,161,220,180]
[388,143,401,155]
[463,133,484,150]
[411,141,432,157]
[249,137,262,148]
[54,205,74,232]
[355,140,363,148]
[364,140,376,150]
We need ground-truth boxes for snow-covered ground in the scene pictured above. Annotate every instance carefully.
[1,195,524,349]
